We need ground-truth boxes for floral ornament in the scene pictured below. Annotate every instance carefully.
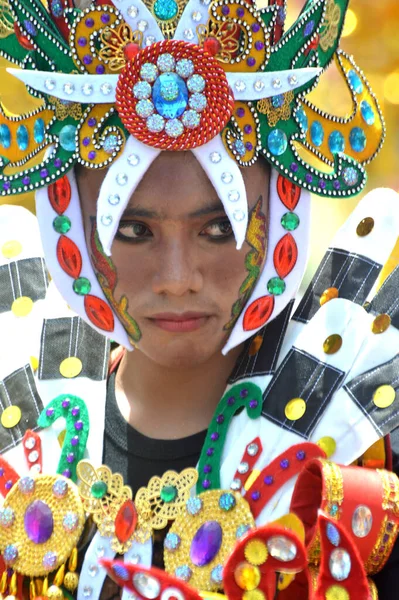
[320,0,341,52]
[134,469,198,544]
[48,96,83,122]
[98,23,144,72]
[257,90,294,128]
[196,20,241,63]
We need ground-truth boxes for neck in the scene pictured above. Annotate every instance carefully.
[114,344,242,439]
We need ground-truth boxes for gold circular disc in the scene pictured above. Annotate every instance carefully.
[317,436,337,458]
[320,287,339,306]
[323,334,343,355]
[243,590,265,600]
[373,385,396,409]
[325,585,349,600]
[1,240,22,259]
[1,406,22,429]
[244,539,268,565]
[371,313,391,334]
[234,562,261,591]
[11,297,33,317]
[356,217,374,237]
[59,357,83,379]
[284,398,306,421]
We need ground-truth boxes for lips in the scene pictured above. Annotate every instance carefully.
[147,312,211,333]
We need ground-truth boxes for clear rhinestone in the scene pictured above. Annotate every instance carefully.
[101,214,113,226]
[326,522,340,547]
[221,172,233,184]
[233,210,245,222]
[137,20,148,32]
[165,119,184,138]
[130,554,141,564]
[116,173,128,186]
[127,5,138,17]
[24,437,36,450]
[28,450,39,463]
[30,464,41,474]
[82,84,93,96]
[44,78,56,91]
[63,82,74,95]
[352,505,373,538]
[238,461,249,474]
[210,152,221,163]
[128,596,138,600]
[147,114,165,133]
[272,78,282,89]
[267,536,297,561]
[228,190,240,202]
[100,83,112,95]
[254,80,264,92]
[230,478,241,490]
[157,53,176,72]
[108,194,121,205]
[89,564,98,577]
[329,548,351,581]
[289,75,298,86]
[234,80,246,92]
[140,63,158,82]
[132,573,161,599]
[247,443,259,456]
[200,0,211,5]
[96,546,105,557]
[184,28,194,40]
[128,154,140,166]
[192,10,202,21]
[83,587,92,598]
[145,36,156,46]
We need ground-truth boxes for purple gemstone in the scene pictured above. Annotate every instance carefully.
[264,475,273,485]
[247,57,256,67]
[319,180,326,189]
[216,415,224,424]
[101,13,111,23]
[305,173,313,183]
[62,469,71,478]
[251,491,260,501]
[88,118,97,127]
[74,421,83,431]
[333,180,341,189]
[203,464,212,474]
[383,534,390,544]
[88,151,96,160]
[96,64,105,75]
[249,400,258,408]
[83,54,93,65]
[252,23,260,33]
[82,137,91,147]
[78,37,87,47]
[277,7,285,25]
[236,7,244,17]
[62,399,70,409]
[85,17,94,27]
[40,169,48,178]
[245,142,253,151]
[255,41,264,50]
[236,107,245,118]
[240,389,248,398]
[54,158,62,168]
[0,468,4,477]
[296,450,306,461]
[2,182,10,191]
[46,408,54,418]
[71,407,80,417]
[5,481,13,490]
[210,432,219,441]
[222,6,229,15]
[23,176,30,185]
[304,20,315,36]
[66,453,75,464]
[280,459,289,469]
[190,521,223,567]
[24,500,54,544]
[244,125,252,134]
[206,448,214,456]
[227,396,235,406]
[71,436,79,447]
[202,479,210,489]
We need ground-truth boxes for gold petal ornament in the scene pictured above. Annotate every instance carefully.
[0,0,14,39]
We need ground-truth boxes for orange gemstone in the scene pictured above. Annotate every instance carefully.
[249,334,263,356]
[57,236,82,279]
[203,37,221,56]
[48,176,72,215]
[274,233,298,278]
[356,217,374,237]
[277,175,301,210]
[124,43,141,61]
[234,562,261,591]
[320,287,339,306]
[243,296,274,330]
[84,295,115,332]
[323,334,343,355]
[371,313,391,334]
[115,500,137,544]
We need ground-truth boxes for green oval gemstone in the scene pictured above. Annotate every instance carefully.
[267,277,286,295]
[160,485,178,503]
[91,480,108,499]
[73,277,91,296]
[53,215,71,234]
[281,212,300,231]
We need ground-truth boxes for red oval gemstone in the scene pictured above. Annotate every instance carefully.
[203,37,221,56]
[48,176,72,215]
[115,500,137,544]
[14,23,34,50]
[124,43,141,61]
[243,296,275,331]
[56,236,82,279]
[84,295,115,332]
[274,233,298,278]
[277,175,301,211]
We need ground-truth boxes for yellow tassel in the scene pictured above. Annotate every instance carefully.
[9,572,17,596]
[35,578,43,596]
[29,579,36,600]
[68,548,78,572]
[42,577,48,596]
[0,572,7,594]
[53,565,65,588]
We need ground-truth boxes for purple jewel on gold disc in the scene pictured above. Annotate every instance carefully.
[88,118,97,127]
[78,37,87,47]
[244,125,252,134]
[237,7,244,17]
[247,57,256,67]
[236,107,245,118]
[190,521,223,567]
[222,5,229,15]
[24,500,54,544]
[252,23,260,32]
[96,65,105,75]
[85,17,94,27]
[101,13,110,23]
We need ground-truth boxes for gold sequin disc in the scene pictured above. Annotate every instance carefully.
[11,297,33,317]
[59,357,83,379]
[244,539,268,566]
[234,562,261,590]
[243,590,265,600]
[320,287,339,306]
[1,406,22,429]
[317,436,336,458]
[325,584,349,600]
[323,334,343,355]
[1,240,22,259]
[373,385,396,409]
[284,398,306,421]
[356,217,374,237]
[371,313,391,334]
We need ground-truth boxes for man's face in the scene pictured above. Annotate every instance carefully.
[78,151,269,368]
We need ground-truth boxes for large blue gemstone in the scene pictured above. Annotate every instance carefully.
[348,69,363,94]
[360,100,375,126]
[59,125,77,152]
[296,107,308,133]
[310,121,324,146]
[328,131,345,154]
[34,118,45,144]
[16,125,29,151]
[152,73,188,119]
[153,0,178,20]
[268,129,288,156]
[0,124,11,149]
[190,521,223,567]
[349,127,366,152]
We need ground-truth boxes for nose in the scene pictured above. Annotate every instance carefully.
[152,238,203,296]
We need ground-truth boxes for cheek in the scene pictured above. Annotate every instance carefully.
[203,244,251,300]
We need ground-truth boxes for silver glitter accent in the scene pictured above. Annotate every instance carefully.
[89,564,99,577]
[100,83,112,95]
[63,82,74,95]
[230,478,241,490]
[247,443,259,456]
[24,437,36,450]
[133,81,152,100]
[176,58,194,78]
[83,587,92,598]
[238,461,249,474]
[272,78,282,89]
[234,80,246,92]
[147,114,165,133]
[137,20,148,32]
[136,99,154,118]
[165,118,184,138]
[228,190,240,202]
[140,63,158,83]
[157,53,176,72]
[289,75,298,86]
[132,573,160,599]
[28,450,39,463]
[116,173,128,186]
[210,152,221,163]
[189,92,207,112]
[128,154,140,166]
[191,10,202,21]
[127,5,138,17]
[182,110,200,129]
[254,80,264,92]
[184,28,194,40]
[108,194,121,205]
[221,172,233,184]
[96,546,105,557]
[145,36,156,46]
[44,78,56,91]
[187,74,205,93]
[101,214,113,226]
[82,83,93,96]
[233,209,245,222]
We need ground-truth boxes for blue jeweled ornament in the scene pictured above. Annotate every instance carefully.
[16,125,29,151]
[34,118,45,144]
[342,166,359,187]
[326,522,341,547]
[296,106,308,133]
[349,127,366,152]
[186,496,203,515]
[328,130,345,154]
[310,120,324,147]
[190,521,223,567]
[348,69,363,94]
[50,0,64,17]
[233,139,246,157]
[0,124,11,149]
[267,129,288,156]
[164,532,181,551]
[219,492,236,511]
[211,564,224,584]
[271,94,285,109]
[153,73,188,119]
[153,0,178,21]
[187,74,205,93]
[360,100,375,126]
[59,125,77,152]
[175,565,192,582]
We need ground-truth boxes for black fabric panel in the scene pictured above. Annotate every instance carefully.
[0,257,49,314]
[368,265,399,329]
[0,365,43,453]
[293,248,382,324]
[228,301,294,383]
[39,316,110,381]
[261,348,345,438]
[344,355,399,437]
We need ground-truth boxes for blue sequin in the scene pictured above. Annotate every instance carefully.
[342,166,359,187]
[233,140,246,157]
[360,100,375,126]
[23,20,37,36]
[328,130,345,154]
[152,73,188,119]
[219,492,236,511]
[16,125,29,151]
[271,94,284,108]
[236,524,251,538]
[164,532,181,551]
[310,121,324,146]
[348,69,363,94]
[267,129,288,156]
[112,564,129,581]
[349,127,366,152]
[296,107,308,133]
[0,124,11,149]
[211,565,223,584]
[50,0,64,17]
[153,0,178,20]
[304,20,315,36]
[175,565,192,582]
[326,522,340,547]
[34,118,45,144]
[186,496,203,515]
[59,124,77,152]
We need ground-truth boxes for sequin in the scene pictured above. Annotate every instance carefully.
[356,217,374,236]
[157,53,176,72]
[11,296,33,317]
[323,334,342,354]
[182,110,200,129]
[372,313,391,334]
[133,573,161,599]
[373,385,396,408]
[136,99,154,118]
[351,505,373,538]
[234,562,261,590]
[165,119,184,137]
[268,129,288,155]
[236,524,251,538]
[186,496,203,515]
[349,127,366,152]
[189,93,207,112]
[328,131,345,154]
[219,492,236,511]
[234,140,246,156]
[4,544,18,564]
[326,522,340,547]
[210,564,223,584]
[187,74,205,93]
[16,125,29,151]
[244,539,268,566]
[0,507,14,527]
[176,59,194,78]
[329,548,351,581]
[175,565,192,582]
[348,69,363,94]
[164,532,181,551]
[133,81,152,100]
[147,114,165,133]
[284,398,306,420]
[140,63,158,83]
[53,479,68,498]
[63,511,79,532]
[266,536,297,561]
[342,167,359,186]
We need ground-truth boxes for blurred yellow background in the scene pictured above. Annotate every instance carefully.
[0,0,398,282]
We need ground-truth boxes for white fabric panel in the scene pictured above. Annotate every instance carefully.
[226,68,322,100]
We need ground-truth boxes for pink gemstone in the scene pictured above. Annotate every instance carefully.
[24,500,54,544]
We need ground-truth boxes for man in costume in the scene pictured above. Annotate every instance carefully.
[0,0,398,598]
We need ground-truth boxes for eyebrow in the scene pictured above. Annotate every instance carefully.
[121,201,227,220]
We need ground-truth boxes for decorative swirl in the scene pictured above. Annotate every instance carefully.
[77,104,125,168]
[223,101,260,165]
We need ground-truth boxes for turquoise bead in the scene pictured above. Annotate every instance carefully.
[153,0,178,20]
[0,124,11,149]
[360,100,375,126]
[271,94,284,108]
[310,121,324,147]
[34,118,45,144]
[348,69,363,94]
[296,107,308,133]
[59,125,77,152]
[16,125,29,151]
[152,73,188,119]
[349,127,366,152]
[328,131,345,154]
[267,129,288,156]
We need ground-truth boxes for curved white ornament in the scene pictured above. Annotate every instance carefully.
[77,531,116,600]
[111,0,164,44]
[173,0,209,44]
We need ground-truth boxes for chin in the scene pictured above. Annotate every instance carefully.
[138,333,226,369]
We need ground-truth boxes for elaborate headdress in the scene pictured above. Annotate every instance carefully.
[0,0,385,350]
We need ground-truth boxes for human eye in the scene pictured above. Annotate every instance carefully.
[115,221,152,242]
[200,218,233,241]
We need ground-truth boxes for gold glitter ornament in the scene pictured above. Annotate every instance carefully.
[243,590,265,600]
[63,572,79,592]
[234,562,261,590]
[244,539,268,566]
[325,584,349,600]
[371,314,391,334]
[46,585,63,600]
[373,385,396,408]
[323,334,343,355]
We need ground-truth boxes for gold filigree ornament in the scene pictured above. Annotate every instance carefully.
[197,20,240,64]
[0,474,85,577]
[257,91,294,128]
[48,96,83,122]
[320,0,341,52]
[0,0,14,39]
[164,489,255,591]
[98,23,143,72]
